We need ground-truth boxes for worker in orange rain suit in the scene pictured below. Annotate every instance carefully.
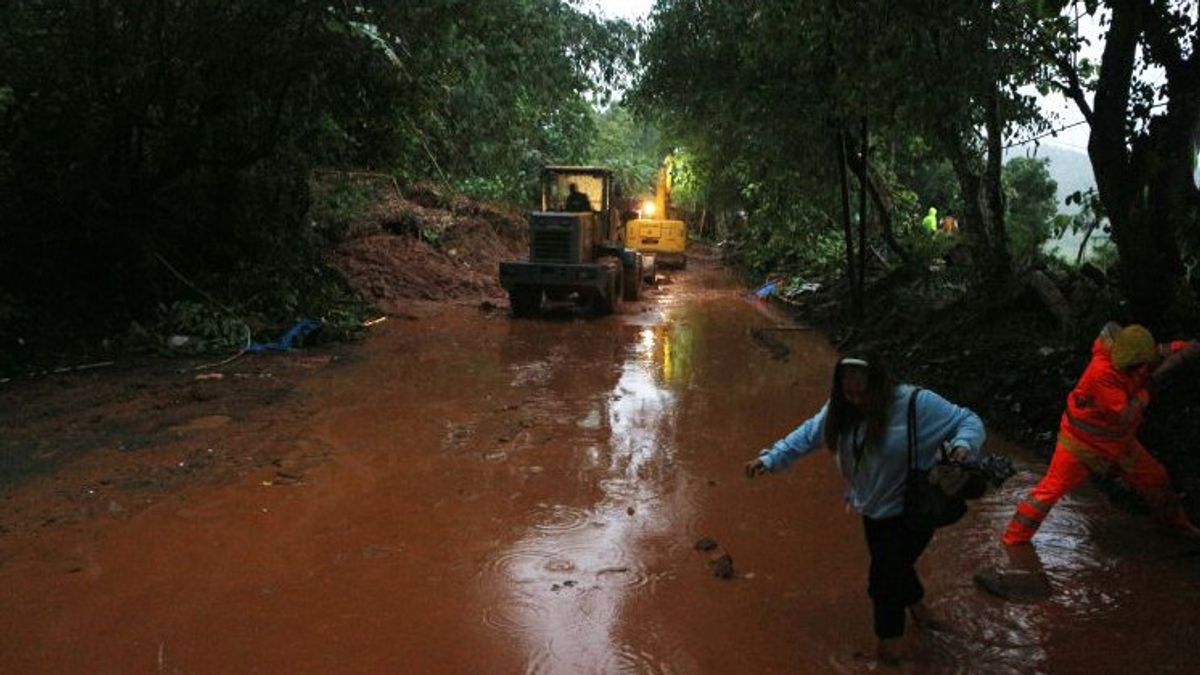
[1003,322,1200,546]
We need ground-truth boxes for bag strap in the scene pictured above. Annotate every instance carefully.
[906,387,923,477]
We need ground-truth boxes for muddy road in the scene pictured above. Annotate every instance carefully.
[2,252,1199,674]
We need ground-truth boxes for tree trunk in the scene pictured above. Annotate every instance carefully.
[930,9,1011,292]
[837,130,860,318]
[943,133,990,263]
[1075,217,1099,267]
[856,117,869,316]
[940,116,1010,293]
[1083,1,1197,331]
[1025,270,1073,331]
[846,152,910,264]
[982,83,1011,284]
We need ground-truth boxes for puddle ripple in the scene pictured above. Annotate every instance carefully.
[600,642,678,675]
[485,548,568,584]
[519,645,552,675]
[481,596,549,636]
[531,504,591,534]
[482,543,652,593]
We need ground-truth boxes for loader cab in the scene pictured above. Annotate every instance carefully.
[540,166,621,243]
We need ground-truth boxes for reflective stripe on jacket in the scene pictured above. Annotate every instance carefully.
[1059,333,1187,459]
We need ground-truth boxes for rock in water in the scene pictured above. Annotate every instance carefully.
[973,566,1052,602]
[710,554,734,580]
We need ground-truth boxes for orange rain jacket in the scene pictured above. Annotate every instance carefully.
[1060,331,1188,459]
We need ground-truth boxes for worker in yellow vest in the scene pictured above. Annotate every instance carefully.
[921,207,938,233]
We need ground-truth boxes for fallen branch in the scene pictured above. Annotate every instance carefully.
[189,325,251,372]
[312,168,405,205]
[152,252,236,316]
[1025,270,1073,331]
[2,360,117,384]
[753,326,816,333]
[53,360,115,374]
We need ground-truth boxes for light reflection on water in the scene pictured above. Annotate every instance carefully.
[483,315,689,674]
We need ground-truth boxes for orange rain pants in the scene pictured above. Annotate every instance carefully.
[1002,431,1191,545]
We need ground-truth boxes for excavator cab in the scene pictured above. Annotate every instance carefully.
[625,159,688,268]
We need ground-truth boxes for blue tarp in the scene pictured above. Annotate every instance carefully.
[247,319,324,353]
[754,279,781,299]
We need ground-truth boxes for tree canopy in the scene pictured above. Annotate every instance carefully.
[0,0,636,361]
[634,0,1199,330]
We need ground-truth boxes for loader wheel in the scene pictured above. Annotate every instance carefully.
[592,278,619,315]
[642,255,657,284]
[622,261,641,301]
[594,257,622,315]
[679,255,688,270]
[509,286,542,318]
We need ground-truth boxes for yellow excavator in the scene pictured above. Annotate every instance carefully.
[625,158,688,269]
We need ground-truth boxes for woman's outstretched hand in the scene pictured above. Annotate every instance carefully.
[744,457,767,478]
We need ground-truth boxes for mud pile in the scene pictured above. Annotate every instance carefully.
[324,177,528,316]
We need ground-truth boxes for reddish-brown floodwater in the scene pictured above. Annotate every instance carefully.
[2,254,1198,674]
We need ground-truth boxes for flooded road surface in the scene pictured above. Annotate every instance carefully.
[2,252,1199,674]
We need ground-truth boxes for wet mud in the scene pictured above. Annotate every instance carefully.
[1,251,1198,674]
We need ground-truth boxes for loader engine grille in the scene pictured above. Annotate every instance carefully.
[531,229,571,262]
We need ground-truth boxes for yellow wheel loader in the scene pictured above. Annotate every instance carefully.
[499,166,650,317]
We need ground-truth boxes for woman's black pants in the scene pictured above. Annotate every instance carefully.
[862,515,935,639]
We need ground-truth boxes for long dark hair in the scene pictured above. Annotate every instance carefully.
[823,350,896,452]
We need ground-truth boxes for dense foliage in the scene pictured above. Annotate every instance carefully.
[1004,157,1061,268]
[634,0,1199,332]
[633,1,1047,291]
[0,1,635,370]
[588,105,665,200]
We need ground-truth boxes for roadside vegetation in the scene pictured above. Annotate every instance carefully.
[0,1,644,373]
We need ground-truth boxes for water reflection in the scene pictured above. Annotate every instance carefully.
[476,293,1200,673]
[483,315,689,673]
[917,459,1155,674]
[661,322,695,388]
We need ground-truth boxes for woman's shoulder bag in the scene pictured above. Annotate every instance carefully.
[903,388,969,530]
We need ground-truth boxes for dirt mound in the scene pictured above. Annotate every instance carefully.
[321,175,528,315]
[405,181,527,241]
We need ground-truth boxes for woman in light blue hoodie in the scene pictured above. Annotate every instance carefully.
[745,352,985,666]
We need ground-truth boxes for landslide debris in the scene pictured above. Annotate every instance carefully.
[312,175,528,316]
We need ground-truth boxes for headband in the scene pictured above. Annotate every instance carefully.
[839,357,869,368]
